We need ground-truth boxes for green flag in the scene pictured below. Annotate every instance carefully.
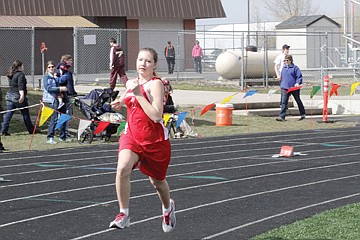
[310,86,321,99]
[117,122,126,136]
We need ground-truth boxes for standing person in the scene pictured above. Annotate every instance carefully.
[274,44,290,80]
[276,55,306,121]
[274,44,290,107]
[56,54,77,141]
[164,41,175,74]
[1,60,38,136]
[109,48,176,233]
[109,37,128,89]
[0,85,5,152]
[42,61,68,144]
[192,40,204,73]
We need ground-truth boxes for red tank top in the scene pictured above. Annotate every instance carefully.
[123,78,168,144]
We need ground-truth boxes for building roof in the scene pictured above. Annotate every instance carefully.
[0,0,226,19]
[0,16,99,27]
[275,15,341,29]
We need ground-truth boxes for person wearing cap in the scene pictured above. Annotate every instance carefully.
[274,44,290,80]
[276,54,306,121]
[164,41,175,74]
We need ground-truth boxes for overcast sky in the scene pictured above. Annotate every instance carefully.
[197,0,345,25]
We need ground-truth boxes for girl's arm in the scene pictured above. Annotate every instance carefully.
[133,80,164,122]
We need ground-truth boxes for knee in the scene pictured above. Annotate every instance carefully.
[150,178,167,190]
[116,164,132,179]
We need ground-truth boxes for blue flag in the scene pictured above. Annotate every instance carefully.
[176,112,188,128]
[243,90,258,99]
[55,113,72,130]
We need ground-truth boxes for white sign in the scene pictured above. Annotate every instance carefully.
[84,35,96,45]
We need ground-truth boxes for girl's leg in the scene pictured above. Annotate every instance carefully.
[149,177,171,209]
[115,149,138,209]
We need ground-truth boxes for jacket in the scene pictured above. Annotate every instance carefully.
[192,45,203,58]
[42,73,62,104]
[280,63,303,90]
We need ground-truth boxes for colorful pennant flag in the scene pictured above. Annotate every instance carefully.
[267,89,278,99]
[286,86,302,94]
[77,119,92,140]
[221,95,233,104]
[243,90,258,99]
[200,103,215,116]
[93,121,111,135]
[163,113,171,126]
[116,122,126,136]
[329,83,340,97]
[39,106,54,126]
[350,82,360,96]
[55,113,72,130]
[310,86,321,99]
[176,112,188,128]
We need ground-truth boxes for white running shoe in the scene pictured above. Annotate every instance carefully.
[162,199,176,233]
[46,138,57,144]
[109,213,130,229]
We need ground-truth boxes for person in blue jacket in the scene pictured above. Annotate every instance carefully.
[276,54,305,121]
[42,60,69,144]
[55,54,77,140]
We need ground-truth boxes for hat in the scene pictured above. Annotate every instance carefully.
[282,44,290,50]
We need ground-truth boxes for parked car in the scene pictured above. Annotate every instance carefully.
[203,48,223,69]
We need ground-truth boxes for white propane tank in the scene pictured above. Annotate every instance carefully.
[215,50,279,79]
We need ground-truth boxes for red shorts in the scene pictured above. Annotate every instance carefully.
[119,133,171,180]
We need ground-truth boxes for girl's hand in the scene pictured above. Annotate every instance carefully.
[129,79,141,96]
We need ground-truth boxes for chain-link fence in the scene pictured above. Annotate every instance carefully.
[0,26,358,96]
[0,27,34,87]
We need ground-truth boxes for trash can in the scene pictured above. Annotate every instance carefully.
[215,103,234,126]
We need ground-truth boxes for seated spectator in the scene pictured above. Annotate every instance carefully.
[163,79,197,138]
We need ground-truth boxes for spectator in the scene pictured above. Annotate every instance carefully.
[0,86,5,152]
[1,60,38,136]
[42,60,68,144]
[274,44,290,107]
[163,79,197,138]
[274,44,290,80]
[109,37,128,89]
[109,48,176,233]
[192,40,204,73]
[164,41,175,74]
[56,54,77,141]
[276,55,306,121]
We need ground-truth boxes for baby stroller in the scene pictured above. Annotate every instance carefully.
[74,88,125,144]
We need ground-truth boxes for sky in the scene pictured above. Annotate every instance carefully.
[197,0,345,25]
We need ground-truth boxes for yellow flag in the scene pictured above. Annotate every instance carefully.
[163,114,171,126]
[221,95,233,104]
[350,82,359,96]
[39,106,54,126]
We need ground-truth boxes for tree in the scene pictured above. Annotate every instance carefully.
[264,0,319,21]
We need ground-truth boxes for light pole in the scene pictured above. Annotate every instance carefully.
[247,0,250,46]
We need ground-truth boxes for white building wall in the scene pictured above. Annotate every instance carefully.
[276,28,307,69]
[139,18,184,71]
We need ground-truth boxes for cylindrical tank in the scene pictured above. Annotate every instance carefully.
[215,50,279,79]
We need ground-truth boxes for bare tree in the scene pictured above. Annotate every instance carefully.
[264,0,319,21]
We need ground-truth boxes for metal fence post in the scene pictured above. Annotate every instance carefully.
[73,27,78,85]
[31,26,35,88]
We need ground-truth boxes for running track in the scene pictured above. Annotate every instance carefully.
[1,127,360,240]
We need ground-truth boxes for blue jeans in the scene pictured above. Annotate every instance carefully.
[1,99,35,134]
[279,89,305,119]
[46,100,67,140]
[194,56,202,73]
